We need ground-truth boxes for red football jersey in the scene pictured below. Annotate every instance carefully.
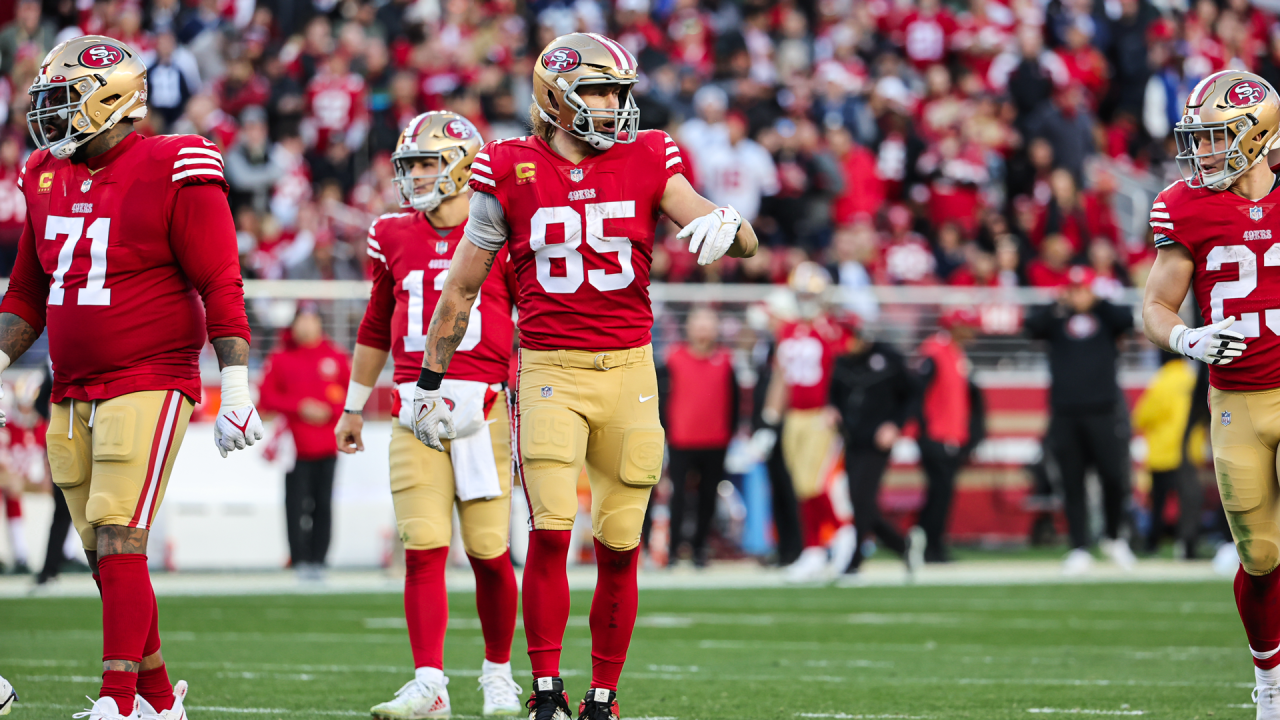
[468,130,684,351]
[306,71,367,149]
[776,317,847,410]
[1,133,249,403]
[356,211,516,385]
[1151,178,1280,391]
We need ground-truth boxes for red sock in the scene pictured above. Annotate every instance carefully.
[590,539,639,692]
[4,494,20,519]
[800,496,836,548]
[98,554,153,710]
[1236,565,1280,668]
[469,551,518,664]
[523,530,571,679]
[404,547,449,670]
[137,665,173,712]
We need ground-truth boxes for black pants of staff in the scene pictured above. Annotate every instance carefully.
[1048,411,1130,549]
[767,435,803,566]
[37,486,74,582]
[666,447,727,563]
[918,438,965,562]
[285,456,338,567]
[1146,466,1201,556]
[846,447,905,570]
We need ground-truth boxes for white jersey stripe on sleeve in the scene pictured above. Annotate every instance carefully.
[666,156,681,168]
[472,174,496,186]
[476,152,490,161]
[1152,202,1166,209]
[666,146,679,155]
[173,158,223,169]
[1151,221,1174,230]
[172,168,225,182]
[367,237,382,250]
[1150,211,1170,219]
[472,163,493,174]
[367,247,387,263]
[178,147,223,162]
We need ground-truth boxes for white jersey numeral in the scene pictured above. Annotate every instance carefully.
[402,268,481,353]
[1206,243,1280,338]
[44,215,112,307]
[530,203,636,294]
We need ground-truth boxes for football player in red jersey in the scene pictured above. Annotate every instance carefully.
[410,33,758,720]
[0,36,259,720]
[759,263,855,583]
[334,111,524,719]
[1143,70,1280,717]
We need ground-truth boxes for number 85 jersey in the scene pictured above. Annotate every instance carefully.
[467,130,684,351]
[1151,177,1280,391]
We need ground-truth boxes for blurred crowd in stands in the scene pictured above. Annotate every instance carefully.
[0,0,1264,290]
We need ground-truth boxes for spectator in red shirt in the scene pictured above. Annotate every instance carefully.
[1033,169,1116,253]
[1057,25,1109,108]
[900,0,958,70]
[0,134,25,277]
[212,56,271,119]
[659,308,739,567]
[1027,233,1075,288]
[258,305,352,577]
[828,125,885,225]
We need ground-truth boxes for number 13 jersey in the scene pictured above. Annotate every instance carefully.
[1151,176,1280,391]
[357,212,516,385]
[467,130,684,351]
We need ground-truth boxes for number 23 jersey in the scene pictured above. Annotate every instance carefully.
[1151,177,1280,391]
[0,132,249,403]
[468,130,684,351]
[356,212,516,385]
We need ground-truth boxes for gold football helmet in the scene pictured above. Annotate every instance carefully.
[533,32,639,151]
[1176,70,1280,191]
[27,35,148,160]
[392,111,483,213]
[789,261,831,319]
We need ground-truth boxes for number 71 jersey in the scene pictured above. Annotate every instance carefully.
[468,130,684,351]
[1152,178,1280,391]
[357,212,516,385]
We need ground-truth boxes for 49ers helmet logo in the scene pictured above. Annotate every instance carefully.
[1227,79,1268,107]
[542,47,581,73]
[78,44,124,68]
[443,119,472,139]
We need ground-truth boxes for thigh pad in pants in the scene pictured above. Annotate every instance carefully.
[518,402,587,532]
[1211,387,1280,575]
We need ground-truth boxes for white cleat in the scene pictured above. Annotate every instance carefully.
[1254,684,1280,719]
[371,678,451,719]
[0,674,16,716]
[1062,548,1094,576]
[73,696,140,720]
[827,525,857,577]
[1100,538,1137,572]
[478,665,523,716]
[786,546,830,583]
[137,679,189,720]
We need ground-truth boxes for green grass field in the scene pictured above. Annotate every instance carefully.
[0,580,1256,719]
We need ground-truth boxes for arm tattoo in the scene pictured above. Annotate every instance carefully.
[0,313,39,362]
[423,251,496,372]
[211,336,250,369]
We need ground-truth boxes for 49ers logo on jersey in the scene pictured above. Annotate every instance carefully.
[78,44,124,68]
[443,120,472,139]
[1226,80,1268,108]
[542,47,581,73]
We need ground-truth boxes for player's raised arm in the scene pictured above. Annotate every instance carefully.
[1143,243,1245,365]
[661,172,759,265]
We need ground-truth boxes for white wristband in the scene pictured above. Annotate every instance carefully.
[345,381,373,412]
[0,349,11,375]
[220,366,252,408]
[1169,325,1189,356]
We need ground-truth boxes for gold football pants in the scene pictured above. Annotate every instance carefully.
[1211,386,1280,575]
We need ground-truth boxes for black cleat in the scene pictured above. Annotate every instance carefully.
[577,688,620,720]
[526,677,572,720]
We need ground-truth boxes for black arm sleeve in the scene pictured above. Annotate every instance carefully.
[1024,304,1055,340]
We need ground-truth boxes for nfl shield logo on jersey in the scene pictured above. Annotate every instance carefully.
[80,179,92,193]
[541,386,553,398]
[570,168,584,183]
[436,241,448,254]
[1251,206,1264,221]
[1222,411,1232,426]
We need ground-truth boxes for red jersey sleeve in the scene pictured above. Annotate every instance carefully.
[469,140,511,203]
[641,130,685,178]
[1149,184,1183,250]
[163,135,229,193]
[357,222,395,351]
[0,212,49,335]
[169,183,250,342]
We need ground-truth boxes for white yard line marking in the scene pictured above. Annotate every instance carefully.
[1026,709,1146,716]
[796,714,928,719]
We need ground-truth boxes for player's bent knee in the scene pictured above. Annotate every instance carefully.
[77,525,97,552]
[399,518,451,551]
[617,426,664,488]
[594,490,649,551]
[1215,446,1266,513]
[461,527,508,559]
[1238,536,1280,575]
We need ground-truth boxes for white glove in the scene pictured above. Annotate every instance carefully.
[0,349,11,429]
[678,205,742,265]
[748,427,778,461]
[214,366,264,457]
[412,385,456,452]
[1170,316,1247,365]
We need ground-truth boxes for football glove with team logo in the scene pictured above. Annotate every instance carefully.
[1170,316,1247,365]
[413,386,456,452]
[679,206,742,266]
[214,366,264,457]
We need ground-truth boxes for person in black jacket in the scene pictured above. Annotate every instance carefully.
[828,317,918,575]
[1025,266,1137,574]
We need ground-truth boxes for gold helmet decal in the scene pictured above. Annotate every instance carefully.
[27,35,148,160]
[392,111,483,213]
[1175,70,1280,192]
[533,33,640,151]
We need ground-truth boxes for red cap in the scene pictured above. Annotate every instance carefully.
[1067,265,1097,286]
[939,306,980,330]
